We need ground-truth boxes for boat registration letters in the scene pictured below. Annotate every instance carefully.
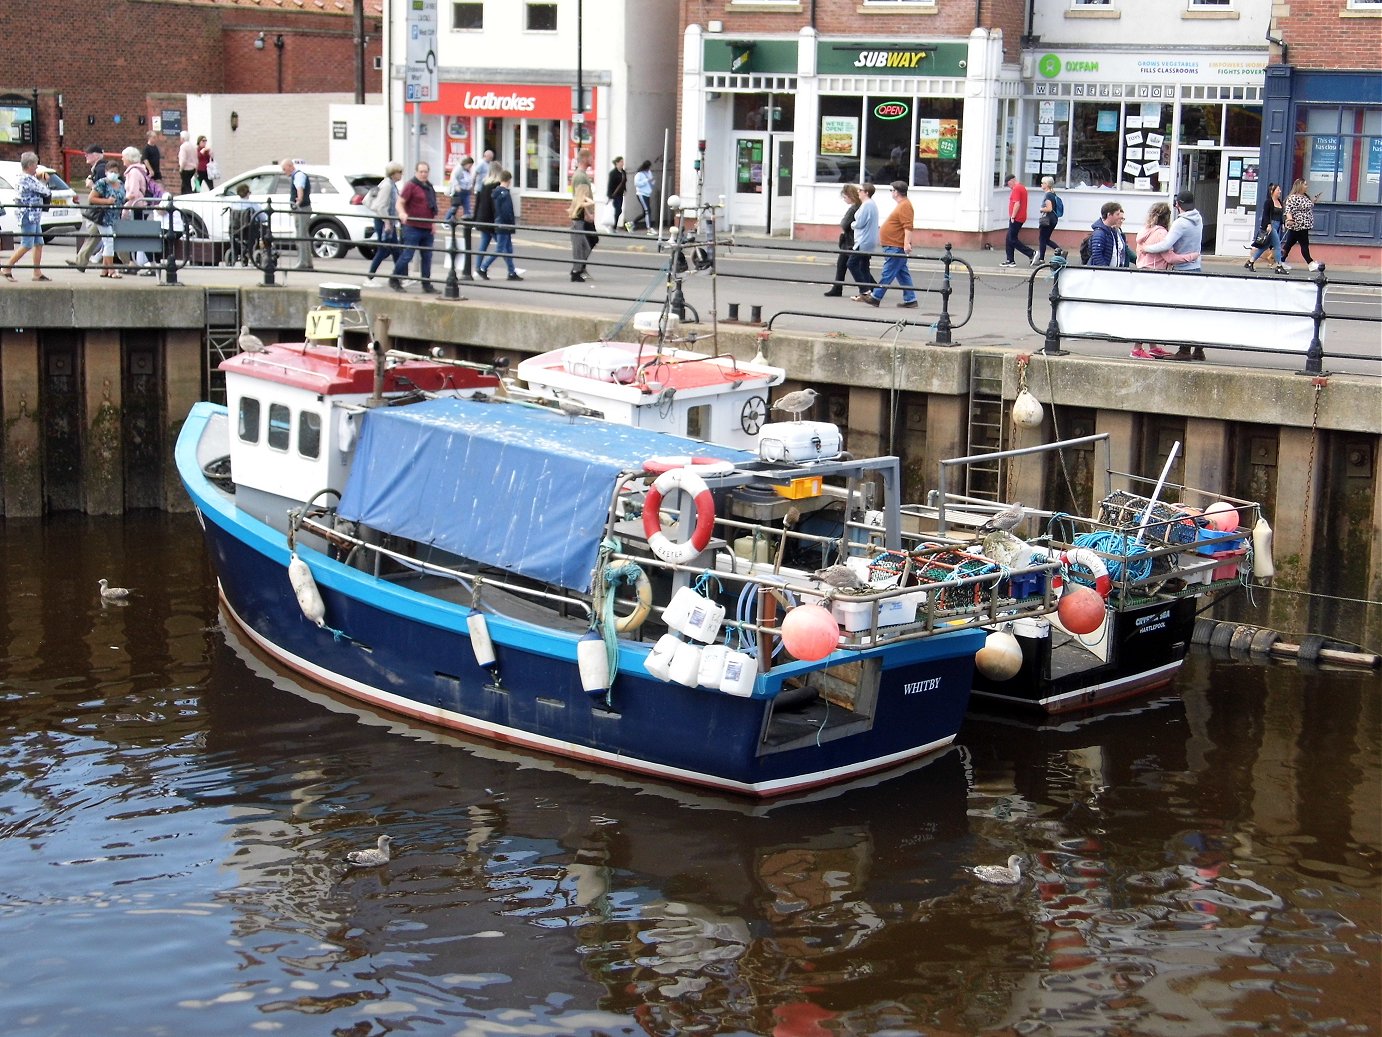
[304,309,342,341]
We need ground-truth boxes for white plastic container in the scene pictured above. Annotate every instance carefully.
[669,639,704,687]
[830,593,920,632]
[697,644,729,687]
[719,649,758,697]
[662,586,702,634]
[645,633,681,681]
[757,420,843,464]
[662,586,725,643]
[562,343,638,384]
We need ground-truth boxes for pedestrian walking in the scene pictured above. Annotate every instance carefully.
[281,158,314,270]
[1279,179,1322,272]
[1130,202,1199,360]
[475,170,520,281]
[606,156,627,232]
[445,155,476,278]
[120,146,157,274]
[627,160,654,233]
[471,166,502,275]
[824,184,862,297]
[1001,173,1034,266]
[863,181,917,308]
[89,163,126,278]
[364,161,404,285]
[1245,182,1284,273]
[2,152,53,282]
[1035,175,1062,263]
[196,136,215,190]
[177,131,198,194]
[142,131,163,183]
[569,153,597,283]
[848,183,879,300]
[390,161,439,293]
[70,144,108,272]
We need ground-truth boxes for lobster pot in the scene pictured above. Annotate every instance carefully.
[698,644,729,688]
[719,650,757,697]
[1098,490,1203,546]
[669,640,703,687]
[758,421,843,464]
[645,633,681,682]
[914,548,1002,612]
[663,586,725,643]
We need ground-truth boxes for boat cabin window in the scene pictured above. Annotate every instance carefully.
[686,404,709,441]
[237,398,261,443]
[267,403,291,451]
[298,411,321,459]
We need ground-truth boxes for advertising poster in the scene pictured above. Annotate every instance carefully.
[820,116,858,157]
[917,118,940,158]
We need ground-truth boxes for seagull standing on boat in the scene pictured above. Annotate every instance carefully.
[771,388,819,423]
[972,854,1024,885]
[238,325,266,353]
[345,834,394,868]
[98,578,132,602]
[979,502,1024,534]
[813,564,869,596]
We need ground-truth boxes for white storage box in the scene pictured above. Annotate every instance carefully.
[562,343,637,384]
[758,421,843,464]
[830,593,920,632]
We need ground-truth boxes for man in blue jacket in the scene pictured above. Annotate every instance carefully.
[1087,202,1130,267]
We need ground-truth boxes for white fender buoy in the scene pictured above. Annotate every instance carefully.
[577,630,609,697]
[467,612,496,669]
[1012,389,1044,429]
[976,629,1024,681]
[288,552,326,628]
[1252,516,1275,579]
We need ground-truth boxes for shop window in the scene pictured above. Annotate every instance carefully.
[1029,99,1071,187]
[237,397,260,443]
[298,411,321,459]
[913,98,962,188]
[1178,103,1223,145]
[864,98,912,185]
[507,119,564,193]
[1294,105,1382,205]
[1224,104,1261,148]
[267,404,291,452]
[817,96,864,184]
[1071,104,1120,188]
[452,1,482,30]
[733,93,794,133]
[994,98,1018,188]
[525,2,557,31]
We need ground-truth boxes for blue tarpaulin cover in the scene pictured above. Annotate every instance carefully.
[336,398,755,593]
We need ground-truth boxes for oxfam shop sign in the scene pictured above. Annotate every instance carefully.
[1035,52,1265,83]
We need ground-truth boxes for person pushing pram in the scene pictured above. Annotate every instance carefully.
[226,183,267,267]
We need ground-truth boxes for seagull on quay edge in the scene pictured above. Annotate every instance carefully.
[98,578,132,602]
[238,325,266,353]
[979,501,1024,534]
[345,834,394,868]
[972,854,1024,885]
[770,387,819,422]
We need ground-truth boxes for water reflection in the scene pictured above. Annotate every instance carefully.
[0,515,1376,1036]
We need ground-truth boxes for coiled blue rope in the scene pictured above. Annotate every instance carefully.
[1071,531,1154,583]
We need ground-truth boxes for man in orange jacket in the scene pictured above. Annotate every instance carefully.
[863,180,917,308]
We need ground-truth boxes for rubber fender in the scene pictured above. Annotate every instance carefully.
[1249,627,1281,655]
[1296,633,1327,663]
[1229,625,1259,655]
[1191,617,1217,645]
[1209,622,1237,650]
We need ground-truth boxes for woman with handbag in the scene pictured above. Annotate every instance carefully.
[823,184,862,297]
[1279,179,1322,273]
[1245,182,1283,273]
[1035,175,1062,264]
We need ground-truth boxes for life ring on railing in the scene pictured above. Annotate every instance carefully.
[1054,547,1113,599]
[642,455,735,477]
[614,566,653,633]
[643,468,716,565]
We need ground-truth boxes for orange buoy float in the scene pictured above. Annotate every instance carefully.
[1057,585,1106,635]
[780,604,839,661]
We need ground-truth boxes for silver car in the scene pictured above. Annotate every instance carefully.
[0,162,82,243]
[170,164,382,260]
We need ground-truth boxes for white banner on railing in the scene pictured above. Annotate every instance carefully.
[1057,268,1324,353]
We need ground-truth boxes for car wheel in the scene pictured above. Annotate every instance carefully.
[357,243,377,262]
[310,219,349,260]
[186,213,209,240]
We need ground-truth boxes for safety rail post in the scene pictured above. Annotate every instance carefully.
[260,198,278,286]
[935,242,954,344]
[160,203,179,286]
[443,220,463,301]
[1298,263,1328,376]
[1041,255,1067,355]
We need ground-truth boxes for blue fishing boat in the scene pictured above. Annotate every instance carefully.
[177,286,1061,797]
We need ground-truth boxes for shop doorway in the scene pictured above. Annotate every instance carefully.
[1176,148,1220,252]
[730,134,793,235]
[1217,151,1260,256]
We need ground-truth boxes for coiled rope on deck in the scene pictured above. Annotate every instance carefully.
[1071,531,1154,584]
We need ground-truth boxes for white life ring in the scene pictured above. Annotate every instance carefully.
[642,455,735,477]
[643,468,716,565]
[614,566,653,633]
[1059,547,1113,599]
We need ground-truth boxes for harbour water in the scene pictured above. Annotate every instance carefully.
[1,513,1377,1036]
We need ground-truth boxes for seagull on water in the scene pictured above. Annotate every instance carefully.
[345,834,394,868]
[98,578,132,602]
[770,387,819,422]
[238,325,266,353]
[979,501,1024,534]
[972,854,1024,885]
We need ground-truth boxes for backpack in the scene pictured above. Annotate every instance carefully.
[1079,234,1092,265]
[147,178,165,200]
[365,179,392,218]
[1053,194,1065,219]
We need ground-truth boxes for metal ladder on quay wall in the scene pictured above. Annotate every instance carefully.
[204,289,241,405]
[963,350,1007,503]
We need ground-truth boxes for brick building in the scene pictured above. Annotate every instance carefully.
[0,0,382,181]
[1260,0,1382,266]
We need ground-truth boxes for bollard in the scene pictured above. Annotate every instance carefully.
[260,198,279,287]
[443,222,464,302]
[1041,258,1066,355]
[726,303,740,323]
[934,243,954,344]
[750,304,763,325]
[161,204,179,286]
[1298,263,1328,376]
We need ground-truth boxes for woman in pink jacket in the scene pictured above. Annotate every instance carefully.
[1129,202,1201,360]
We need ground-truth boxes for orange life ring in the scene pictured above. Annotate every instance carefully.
[642,468,716,565]
[1055,547,1112,599]
[642,455,735,477]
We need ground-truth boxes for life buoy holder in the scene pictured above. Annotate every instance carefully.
[1053,547,1113,599]
[642,455,735,477]
[643,468,716,565]
[613,566,653,633]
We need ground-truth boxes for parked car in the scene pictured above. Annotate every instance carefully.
[170,165,383,260]
[0,162,82,243]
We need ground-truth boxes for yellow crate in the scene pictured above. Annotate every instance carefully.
[773,476,823,500]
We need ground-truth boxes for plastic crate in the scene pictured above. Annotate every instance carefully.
[1210,548,1247,581]
[1194,529,1244,555]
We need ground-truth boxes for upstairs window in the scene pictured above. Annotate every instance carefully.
[525,2,556,31]
[453,1,482,30]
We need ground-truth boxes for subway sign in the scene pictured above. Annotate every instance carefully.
[873,101,909,120]
[818,41,967,77]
